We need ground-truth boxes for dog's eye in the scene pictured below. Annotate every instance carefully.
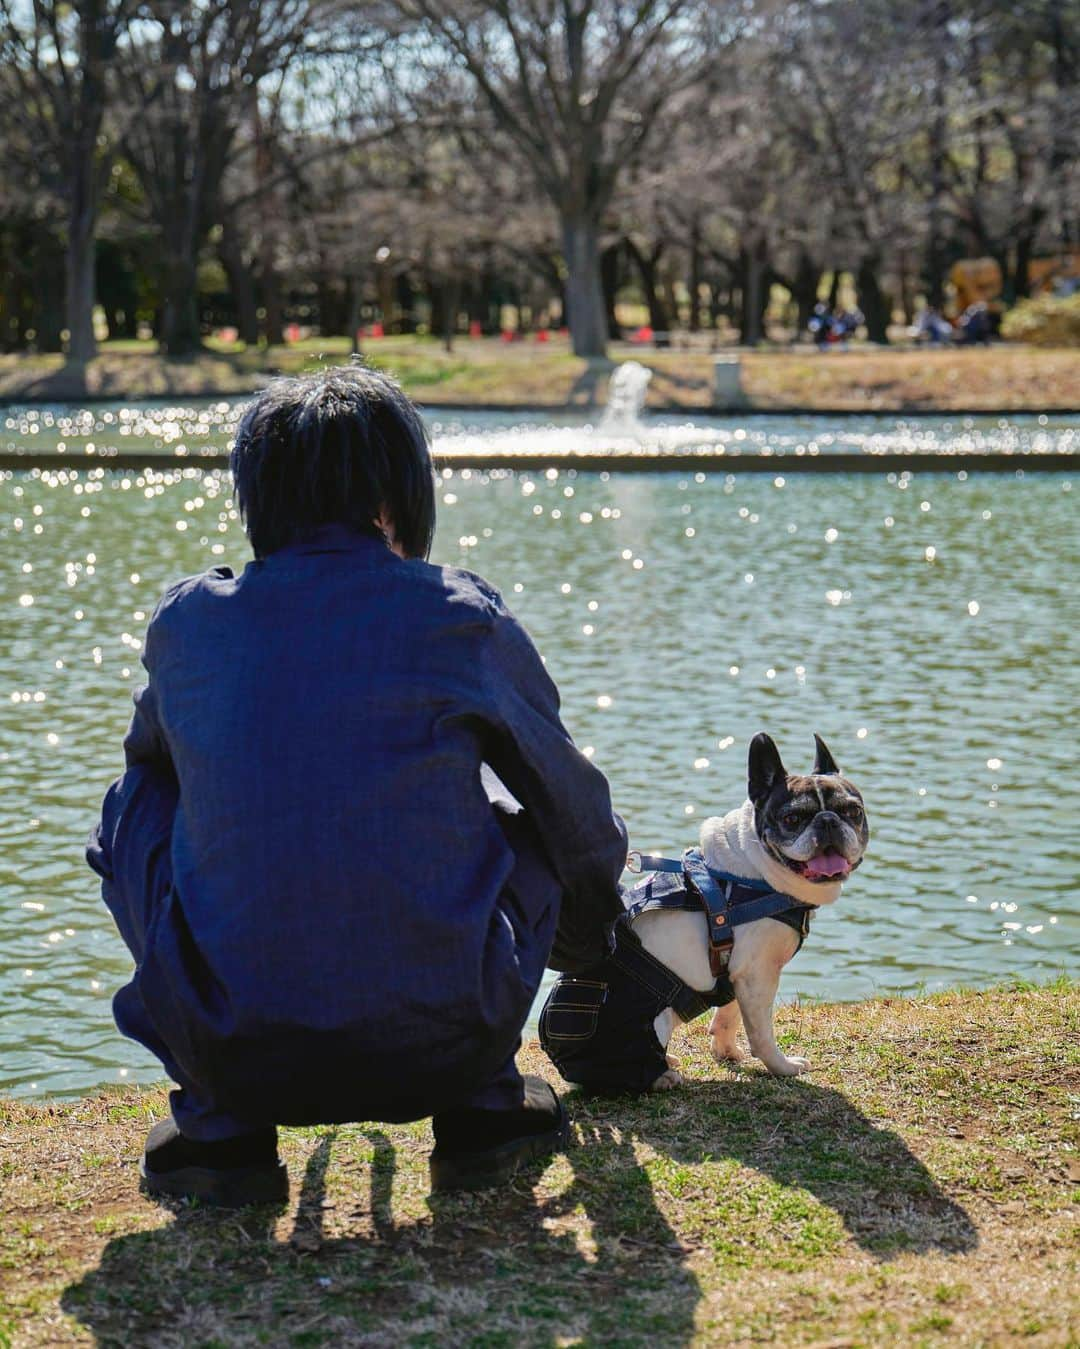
[781,810,805,830]
[841,803,863,820]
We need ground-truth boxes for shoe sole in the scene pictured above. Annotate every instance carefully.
[139,1157,289,1208]
[429,1104,570,1193]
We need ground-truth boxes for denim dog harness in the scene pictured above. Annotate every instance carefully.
[539,848,814,1093]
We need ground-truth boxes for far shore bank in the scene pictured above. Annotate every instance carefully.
[1,982,1076,1347]
[4,447,1077,474]
[2,339,1079,415]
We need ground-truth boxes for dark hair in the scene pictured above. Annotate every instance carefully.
[230,365,436,559]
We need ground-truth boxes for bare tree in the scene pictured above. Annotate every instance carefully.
[947,0,1080,297]
[0,0,132,365]
[116,0,321,355]
[389,0,726,356]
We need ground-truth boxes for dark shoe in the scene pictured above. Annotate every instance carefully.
[429,1075,570,1192]
[140,1118,289,1207]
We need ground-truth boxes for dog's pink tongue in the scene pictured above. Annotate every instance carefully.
[806,851,851,878]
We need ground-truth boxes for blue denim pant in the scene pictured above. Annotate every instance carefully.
[87,763,561,1141]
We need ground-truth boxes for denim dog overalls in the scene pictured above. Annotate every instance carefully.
[539,848,814,1093]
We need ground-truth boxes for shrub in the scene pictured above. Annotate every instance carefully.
[1000,293,1080,346]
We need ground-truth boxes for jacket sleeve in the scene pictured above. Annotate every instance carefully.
[122,595,174,771]
[123,682,171,770]
[480,599,627,960]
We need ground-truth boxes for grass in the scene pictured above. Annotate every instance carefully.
[1,982,1077,1346]
[1,337,1078,412]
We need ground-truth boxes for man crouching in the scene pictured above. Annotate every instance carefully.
[87,366,626,1204]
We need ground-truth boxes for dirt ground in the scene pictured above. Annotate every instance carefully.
[1,339,1078,412]
[1,982,1077,1347]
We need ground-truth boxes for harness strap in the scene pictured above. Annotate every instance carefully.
[626,851,684,875]
[628,850,774,891]
[682,850,738,975]
[725,890,815,928]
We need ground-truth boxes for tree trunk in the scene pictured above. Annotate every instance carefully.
[708,280,723,337]
[1012,234,1034,301]
[898,251,916,325]
[791,251,823,338]
[561,212,608,357]
[856,255,891,343]
[219,220,259,346]
[317,277,346,337]
[397,272,418,333]
[601,242,622,340]
[34,234,66,351]
[261,265,284,346]
[63,0,113,366]
[1011,204,1045,304]
[739,235,769,346]
[160,252,202,356]
[427,277,445,339]
[925,0,951,310]
[443,275,460,352]
[347,273,365,354]
[688,220,702,333]
[1048,0,1077,245]
[65,190,98,364]
[626,238,672,336]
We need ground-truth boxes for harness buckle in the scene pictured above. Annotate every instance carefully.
[626,850,643,873]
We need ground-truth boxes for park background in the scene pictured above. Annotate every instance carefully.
[1,3,1079,1347]
[1,0,1079,390]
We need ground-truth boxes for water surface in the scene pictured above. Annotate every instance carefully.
[1,417,1077,1098]
[4,400,1077,461]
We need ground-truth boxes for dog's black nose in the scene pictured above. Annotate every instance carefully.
[816,812,846,849]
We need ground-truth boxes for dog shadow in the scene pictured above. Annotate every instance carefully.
[61,1118,702,1346]
[587,1071,978,1258]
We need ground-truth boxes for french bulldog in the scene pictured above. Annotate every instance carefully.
[634,732,869,1082]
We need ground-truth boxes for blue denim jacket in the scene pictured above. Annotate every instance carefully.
[111,525,626,1115]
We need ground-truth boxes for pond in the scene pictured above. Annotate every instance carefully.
[3,399,1078,463]
[1,404,1077,1099]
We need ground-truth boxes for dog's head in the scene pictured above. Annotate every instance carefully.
[748,732,869,886]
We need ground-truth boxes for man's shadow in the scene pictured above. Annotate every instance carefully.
[61,1120,701,1345]
[61,1078,974,1345]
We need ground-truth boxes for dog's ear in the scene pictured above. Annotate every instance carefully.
[812,733,840,777]
[748,732,786,805]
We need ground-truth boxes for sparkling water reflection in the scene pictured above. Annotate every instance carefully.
[3,399,1078,461]
[1,434,1077,1098]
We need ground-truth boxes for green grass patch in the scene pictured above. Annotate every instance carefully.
[0,983,1077,1346]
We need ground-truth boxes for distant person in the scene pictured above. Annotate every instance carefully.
[957,301,992,345]
[808,301,833,350]
[834,307,863,345]
[87,366,627,1205]
[917,306,953,345]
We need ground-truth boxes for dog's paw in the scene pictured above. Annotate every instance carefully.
[650,1067,684,1091]
[710,1042,747,1066]
[766,1055,811,1077]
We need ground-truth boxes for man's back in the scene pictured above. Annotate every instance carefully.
[132,526,542,1052]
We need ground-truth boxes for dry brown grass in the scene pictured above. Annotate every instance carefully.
[738,346,1080,412]
[1,339,1078,412]
[1,982,1077,1347]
